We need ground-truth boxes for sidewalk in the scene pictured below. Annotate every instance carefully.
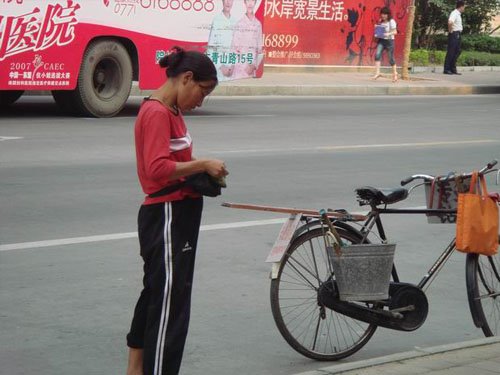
[211,68,500,96]
[294,337,500,375]
[128,66,500,97]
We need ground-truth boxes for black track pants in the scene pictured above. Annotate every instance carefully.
[127,198,203,375]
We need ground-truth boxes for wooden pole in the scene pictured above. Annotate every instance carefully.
[402,1,416,80]
[221,202,367,221]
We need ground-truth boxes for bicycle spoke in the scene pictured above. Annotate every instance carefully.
[311,314,321,350]
[271,228,376,360]
[286,255,322,288]
[281,262,318,290]
[475,254,500,336]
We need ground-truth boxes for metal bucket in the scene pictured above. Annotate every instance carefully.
[329,243,396,301]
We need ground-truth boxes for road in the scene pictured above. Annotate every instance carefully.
[1,95,499,375]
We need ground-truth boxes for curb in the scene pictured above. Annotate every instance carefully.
[264,65,500,74]
[130,84,500,97]
[23,84,500,98]
[209,84,500,96]
[292,336,500,375]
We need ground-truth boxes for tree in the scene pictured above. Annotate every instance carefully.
[462,0,500,34]
[413,0,500,48]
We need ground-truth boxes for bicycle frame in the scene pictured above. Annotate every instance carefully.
[359,206,458,292]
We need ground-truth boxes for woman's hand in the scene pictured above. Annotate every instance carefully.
[204,159,229,178]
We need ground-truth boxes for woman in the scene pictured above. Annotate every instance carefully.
[126,47,228,375]
[372,7,398,82]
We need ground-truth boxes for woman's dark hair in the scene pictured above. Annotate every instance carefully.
[456,1,465,8]
[380,7,392,20]
[159,46,218,83]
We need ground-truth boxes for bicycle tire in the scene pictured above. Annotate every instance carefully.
[270,226,377,361]
[466,235,500,337]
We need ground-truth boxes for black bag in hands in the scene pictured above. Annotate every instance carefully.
[149,173,226,198]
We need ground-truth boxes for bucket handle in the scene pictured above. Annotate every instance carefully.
[320,209,343,256]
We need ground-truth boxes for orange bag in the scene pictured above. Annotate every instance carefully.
[456,171,499,256]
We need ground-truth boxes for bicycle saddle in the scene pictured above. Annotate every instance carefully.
[355,186,408,206]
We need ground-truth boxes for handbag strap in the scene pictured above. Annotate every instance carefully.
[428,178,436,209]
[467,171,489,196]
[479,174,489,196]
[148,181,186,198]
[469,171,478,193]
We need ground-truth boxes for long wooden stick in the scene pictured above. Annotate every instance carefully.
[221,202,367,221]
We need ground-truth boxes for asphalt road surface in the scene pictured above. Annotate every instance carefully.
[1,95,499,375]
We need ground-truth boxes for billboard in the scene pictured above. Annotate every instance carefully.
[263,0,411,66]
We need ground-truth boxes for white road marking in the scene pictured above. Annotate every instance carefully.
[214,140,497,154]
[0,218,287,252]
[0,136,24,141]
[0,206,452,252]
[188,115,274,118]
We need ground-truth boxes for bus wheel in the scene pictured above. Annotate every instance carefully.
[54,39,133,118]
[0,90,24,107]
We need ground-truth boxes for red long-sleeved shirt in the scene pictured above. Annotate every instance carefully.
[135,99,200,205]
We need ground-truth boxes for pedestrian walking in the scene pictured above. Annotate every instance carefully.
[372,7,398,83]
[444,1,466,75]
[126,46,229,375]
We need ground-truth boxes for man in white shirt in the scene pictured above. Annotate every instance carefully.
[206,0,236,81]
[444,1,465,75]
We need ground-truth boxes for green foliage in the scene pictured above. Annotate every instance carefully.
[409,49,430,65]
[462,0,500,34]
[460,35,500,53]
[431,50,447,64]
[458,51,500,66]
[418,34,500,54]
[409,49,500,66]
[414,0,500,48]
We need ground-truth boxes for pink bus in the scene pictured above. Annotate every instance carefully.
[0,0,264,117]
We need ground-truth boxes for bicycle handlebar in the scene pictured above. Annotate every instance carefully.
[400,160,498,186]
[401,174,434,186]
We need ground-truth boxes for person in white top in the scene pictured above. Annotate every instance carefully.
[206,0,237,81]
[444,1,466,75]
[372,7,398,82]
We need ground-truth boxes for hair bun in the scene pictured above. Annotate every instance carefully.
[159,46,185,69]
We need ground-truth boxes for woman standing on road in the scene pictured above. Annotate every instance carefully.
[126,47,228,375]
[372,7,398,82]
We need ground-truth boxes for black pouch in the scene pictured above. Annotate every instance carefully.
[185,173,225,197]
[149,173,225,198]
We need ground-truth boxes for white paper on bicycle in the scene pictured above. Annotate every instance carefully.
[425,177,471,224]
[266,214,302,263]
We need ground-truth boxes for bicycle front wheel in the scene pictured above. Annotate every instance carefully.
[270,226,377,361]
[466,236,500,336]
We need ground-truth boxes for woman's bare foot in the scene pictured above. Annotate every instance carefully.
[392,73,399,83]
[372,73,382,80]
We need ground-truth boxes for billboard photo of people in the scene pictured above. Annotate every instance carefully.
[206,0,264,80]
[206,0,238,81]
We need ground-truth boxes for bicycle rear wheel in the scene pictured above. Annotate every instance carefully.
[270,226,377,361]
[466,236,500,336]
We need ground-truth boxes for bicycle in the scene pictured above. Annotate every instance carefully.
[223,160,500,361]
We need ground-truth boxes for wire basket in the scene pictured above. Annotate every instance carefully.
[424,175,471,224]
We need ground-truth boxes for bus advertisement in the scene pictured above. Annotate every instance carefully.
[0,0,265,117]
